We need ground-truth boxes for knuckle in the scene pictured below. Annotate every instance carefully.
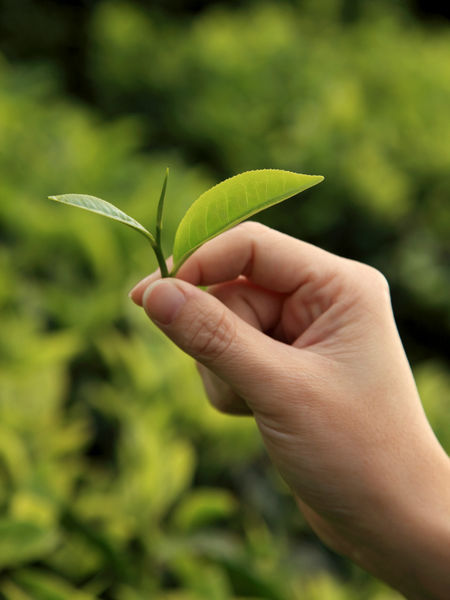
[365,265,390,295]
[236,221,268,236]
[188,306,236,363]
[349,262,390,303]
[340,260,391,310]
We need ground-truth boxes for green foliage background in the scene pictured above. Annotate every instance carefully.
[0,0,449,597]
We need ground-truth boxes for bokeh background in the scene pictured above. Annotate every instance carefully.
[0,0,449,598]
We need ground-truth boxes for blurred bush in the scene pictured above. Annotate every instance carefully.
[0,0,448,598]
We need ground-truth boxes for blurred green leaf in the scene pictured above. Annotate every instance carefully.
[0,579,35,600]
[171,555,233,600]
[171,489,237,533]
[302,575,353,600]
[0,520,58,568]
[12,568,96,600]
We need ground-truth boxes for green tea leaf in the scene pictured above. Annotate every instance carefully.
[171,169,324,274]
[48,194,156,245]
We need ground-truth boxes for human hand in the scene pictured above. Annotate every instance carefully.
[130,222,450,599]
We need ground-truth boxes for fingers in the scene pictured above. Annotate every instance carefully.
[140,277,297,409]
[128,223,385,417]
[129,222,343,306]
[129,256,173,302]
[195,279,284,415]
[176,221,341,292]
[207,279,284,333]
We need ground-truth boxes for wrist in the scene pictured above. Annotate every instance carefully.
[354,448,450,599]
[395,451,450,600]
[298,442,450,599]
[410,499,450,600]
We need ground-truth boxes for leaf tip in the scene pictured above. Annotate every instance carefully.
[308,174,325,187]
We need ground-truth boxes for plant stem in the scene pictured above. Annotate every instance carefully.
[151,240,169,277]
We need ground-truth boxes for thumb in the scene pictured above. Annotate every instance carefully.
[141,278,288,403]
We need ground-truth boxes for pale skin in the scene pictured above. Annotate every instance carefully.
[130,222,450,599]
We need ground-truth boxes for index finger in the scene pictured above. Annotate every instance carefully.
[176,222,342,292]
[129,222,344,306]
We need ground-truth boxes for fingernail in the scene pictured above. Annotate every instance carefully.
[142,279,186,325]
[128,270,160,305]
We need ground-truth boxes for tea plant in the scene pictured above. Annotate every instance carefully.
[49,169,323,277]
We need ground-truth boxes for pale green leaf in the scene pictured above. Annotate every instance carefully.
[0,520,59,567]
[48,194,155,244]
[171,488,237,533]
[13,569,96,600]
[171,169,324,274]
